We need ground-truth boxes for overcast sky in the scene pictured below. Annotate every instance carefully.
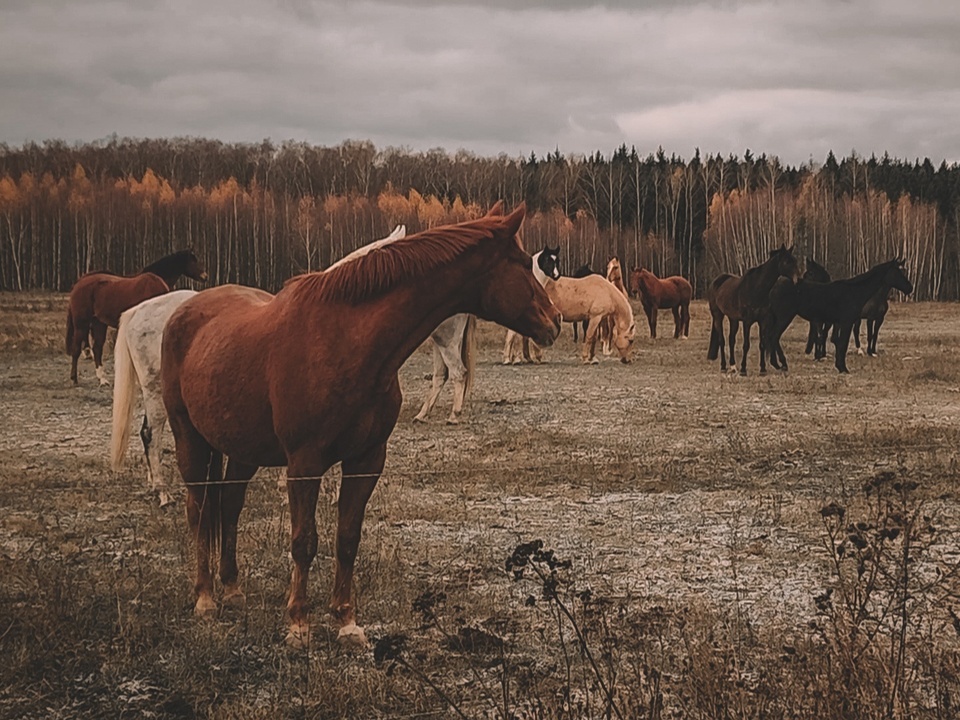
[1,0,957,167]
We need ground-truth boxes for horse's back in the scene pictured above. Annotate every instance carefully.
[75,272,170,327]
[164,285,274,361]
[707,273,737,311]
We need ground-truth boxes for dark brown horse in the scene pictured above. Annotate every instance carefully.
[802,258,832,360]
[629,266,692,339]
[160,203,561,648]
[764,258,912,373]
[707,245,799,375]
[853,287,892,357]
[67,250,207,385]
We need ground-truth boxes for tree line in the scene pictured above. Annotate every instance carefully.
[1,137,958,300]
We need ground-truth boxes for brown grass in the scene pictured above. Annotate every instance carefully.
[2,296,960,718]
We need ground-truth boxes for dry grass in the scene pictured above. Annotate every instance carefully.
[2,294,960,718]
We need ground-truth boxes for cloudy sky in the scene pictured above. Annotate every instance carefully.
[1,0,957,166]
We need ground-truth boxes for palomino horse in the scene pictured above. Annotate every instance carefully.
[764,258,912,373]
[707,245,799,375]
[67,249,207,385]
[539,252,635,364]
[110,290,197,507]
[502,246,561,364]
[853,287,893,357]
[629,265,692,339]
[160,202,560,648]
[802,258,832,359]
[599,258,630,354]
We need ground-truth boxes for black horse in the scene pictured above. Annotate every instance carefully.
[570,263,601,342]
[764,258,912,373]
[802,258,832,360]
[853,287,892,357]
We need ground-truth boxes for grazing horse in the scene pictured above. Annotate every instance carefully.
[540,263,635,364]
[571,263,600,342]
[764,258,913,373]
[160,202,561,648]
[502,246,561,364]
[802,258,832,360]
[707,245,799,375]
[67,250,207,385]
[853,287,893,357]
[110,290,197,507]
[629,265,692,339]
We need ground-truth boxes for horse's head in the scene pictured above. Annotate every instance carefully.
[629,267,643,297]
[613,319,636,363]
[606,257,622,281]
[533,245,561,283]
[885,257,913,295]
[183,249,209,283]
[771,244,799,283]
[803,257,830,283]
[478,204,561,347]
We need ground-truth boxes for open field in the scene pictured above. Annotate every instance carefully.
[2,292,960,718]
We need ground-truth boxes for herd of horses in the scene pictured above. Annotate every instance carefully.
[60,201,912,649]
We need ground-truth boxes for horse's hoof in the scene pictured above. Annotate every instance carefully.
[194,596,218,619]
[158,491,174,508]
[412,415,427,424]
[857,348,865,356]
[739,370,747,377]
[446,416,460,425]
[285,623,311,649]
[81,348,93,361]
[759,369,767,376]
[337,623,369,649]
[620,357,631,364]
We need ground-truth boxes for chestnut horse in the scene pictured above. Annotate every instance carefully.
[707,245,799,375]
[629,266,692,339]
[67,249,207,385]
[160,202,560,647]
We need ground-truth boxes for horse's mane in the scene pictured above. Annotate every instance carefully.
[284,217,510,305]
[836,259,898,286]
[143,250,193,276]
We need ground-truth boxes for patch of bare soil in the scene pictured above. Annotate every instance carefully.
[2,294,960,718]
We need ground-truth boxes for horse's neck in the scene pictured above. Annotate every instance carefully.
[318,258,483,380]
[150,269,178,289]
[744,259,783,298]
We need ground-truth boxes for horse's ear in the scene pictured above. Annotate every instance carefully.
[485,200,505,217]
[502,202,526,237]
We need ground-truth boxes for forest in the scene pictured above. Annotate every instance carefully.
[0,137,958,299]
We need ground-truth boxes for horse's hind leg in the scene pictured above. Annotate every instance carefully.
[853,319,864,355]
[414,344,448,422]
[69,318,90,385]
[868,318,882,356]
[141,390,173,506]
[91,320,109,386]
[833,323,853,373]
[170,416,219,617]
[441,340,468,424]
[682,303,690,338]
[671,306,681,339]
[219,459,258,611]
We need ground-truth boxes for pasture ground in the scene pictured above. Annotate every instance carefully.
[2,292,960,719]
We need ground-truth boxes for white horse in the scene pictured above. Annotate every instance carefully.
[413,313,477,424]
[112,225,409,505]
[111,289,197,506]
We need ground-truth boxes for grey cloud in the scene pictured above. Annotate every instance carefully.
[0,0,957,165]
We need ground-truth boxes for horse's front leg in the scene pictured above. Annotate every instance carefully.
[728,322,739,372]
[330,445,385,648]
[285,464,328,648]
[757,320,767,375]
[739,320,751,376]
[582,315,602,364]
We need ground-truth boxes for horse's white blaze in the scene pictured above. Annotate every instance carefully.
[531,251,549,287]
[326,225,406,271]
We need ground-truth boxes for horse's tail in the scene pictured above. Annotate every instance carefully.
[110,309,140,472]
[65,307,74,354]
[461,314,476,402]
